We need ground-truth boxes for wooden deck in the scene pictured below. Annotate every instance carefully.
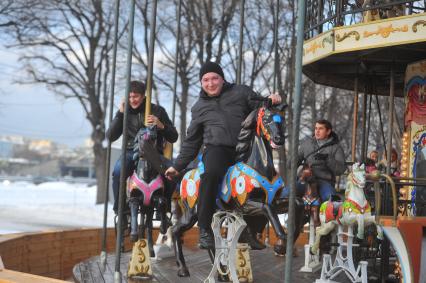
[73,246,323,283]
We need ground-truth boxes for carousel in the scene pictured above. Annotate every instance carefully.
[0,0,425,283]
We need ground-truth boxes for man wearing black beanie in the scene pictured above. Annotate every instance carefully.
[165,61,281,249]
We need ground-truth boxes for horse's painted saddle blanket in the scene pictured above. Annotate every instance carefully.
[180,161,285,208]
[221,162,285,205]
[127,173,164,206]
[320,199,372,223]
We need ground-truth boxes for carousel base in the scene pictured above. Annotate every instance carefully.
[73,245,327,282]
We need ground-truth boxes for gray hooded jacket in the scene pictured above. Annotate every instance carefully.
[298,132,346,184]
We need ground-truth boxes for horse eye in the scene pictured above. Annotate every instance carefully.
[272,114,282,123]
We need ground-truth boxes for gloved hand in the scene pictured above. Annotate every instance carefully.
[314,153,328,160]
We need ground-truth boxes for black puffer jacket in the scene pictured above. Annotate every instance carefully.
[173,82,263,171]
[106,101,178,152]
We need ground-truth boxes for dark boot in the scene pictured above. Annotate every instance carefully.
[198,228,214,249]
[239,227,266,250]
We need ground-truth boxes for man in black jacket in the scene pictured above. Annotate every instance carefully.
[165,62,281,249]
[107,80,178,214]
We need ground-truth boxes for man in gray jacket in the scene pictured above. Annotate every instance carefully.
[282,119,346,201]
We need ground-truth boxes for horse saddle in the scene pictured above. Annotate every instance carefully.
[322,201,343,223]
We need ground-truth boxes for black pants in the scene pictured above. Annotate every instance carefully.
[197,145,236,229]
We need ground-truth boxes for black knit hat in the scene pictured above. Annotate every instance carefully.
[130,80,146,95]
[199,61,224,81]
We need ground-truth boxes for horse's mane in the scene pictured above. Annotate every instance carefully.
[235,109,258,162]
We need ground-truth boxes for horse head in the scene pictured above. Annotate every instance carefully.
[133,127,159,183]
[349,162,366,189]
[256,106,285,149]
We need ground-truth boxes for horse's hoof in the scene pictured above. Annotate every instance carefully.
[160,220,168,235]
[177,268,190,277]
[130,234,138,242]
[217,273,230,282]
[273,244,286,257]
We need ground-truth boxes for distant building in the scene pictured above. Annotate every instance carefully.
[0,141,14,158]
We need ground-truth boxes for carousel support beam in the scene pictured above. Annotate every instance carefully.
[285,0,306,281]
[273,0,279,92]
[351,77,359,162]
[114,0,136,282]
[365,92,373,158]
[361,84,368,161]
[144,0,159,121]
[101,0,121,267]
[171,0,182,125]
[375,94,387,157]
[236,0,245,85]
[386,64,395,176]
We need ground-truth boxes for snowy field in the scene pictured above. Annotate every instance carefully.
[0,180,114,235]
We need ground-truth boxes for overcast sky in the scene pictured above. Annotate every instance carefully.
[0,46,92,148]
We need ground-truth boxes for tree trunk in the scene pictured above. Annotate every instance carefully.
[92,128,107,204]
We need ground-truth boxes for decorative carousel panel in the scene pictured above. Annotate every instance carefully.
[302,30,334,65]
[404,59,426,216]
[334,13,426,53]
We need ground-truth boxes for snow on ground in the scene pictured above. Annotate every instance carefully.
[0,180,114,235]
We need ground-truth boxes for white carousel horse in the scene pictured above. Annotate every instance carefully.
[311,163,383,283]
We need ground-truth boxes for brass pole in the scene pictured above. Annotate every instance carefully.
[351,77,359,162]
[144,0,159,121]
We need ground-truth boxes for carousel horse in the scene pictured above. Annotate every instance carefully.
[311,162,383,256]
[300,164,321,228]
[126,127,169,257]
[172,99,304,277]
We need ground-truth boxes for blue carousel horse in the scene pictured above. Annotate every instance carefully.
[173,99,304,277]
[126,127,169,257]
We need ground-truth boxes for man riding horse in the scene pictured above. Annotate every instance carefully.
[107,80,178,217]
[165,61,281,249]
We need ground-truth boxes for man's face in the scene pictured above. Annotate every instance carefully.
[314,123,331,140]
[201,72,224,97]
[129,92,144,109]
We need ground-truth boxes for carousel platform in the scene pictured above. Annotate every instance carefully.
[72,245,325,283]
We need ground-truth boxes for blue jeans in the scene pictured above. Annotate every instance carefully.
[280,179,336,202]
[112,150,136,213]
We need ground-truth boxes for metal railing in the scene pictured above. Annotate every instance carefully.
[304,0,426,39]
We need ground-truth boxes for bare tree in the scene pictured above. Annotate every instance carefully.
[3,0,123,203]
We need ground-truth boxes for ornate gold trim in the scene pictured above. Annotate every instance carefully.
[304,41,322,56]
[336,31,360,42]
[412,20,426,32]
[363,24,408,38]
[322,35,333,47]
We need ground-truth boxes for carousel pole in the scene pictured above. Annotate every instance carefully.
[273,0,279,93]
[144,0,159,121]
[381,63,395,283]
[171,0,182,125]
[375,94,387,156]
[114,1,136,282]
[285,0,305,281]
[267,0,281,246]
[236,0,245,84]
[351,77,359,162]
[385,64,395,177]
[100,0,121,267]
[365,91,373,157]
[360,83,368,161]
